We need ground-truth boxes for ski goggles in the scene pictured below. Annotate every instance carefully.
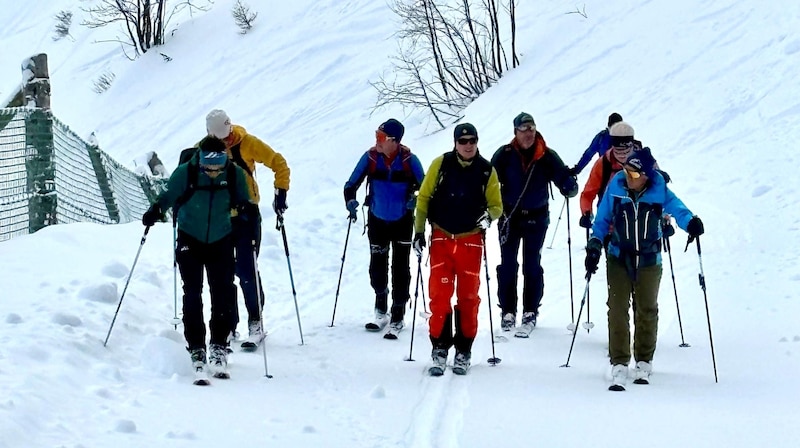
[623,165,642,179]
[201,164,225,174]
[515,123,536,133]
[456,137,478,145]
[375,129,396,143]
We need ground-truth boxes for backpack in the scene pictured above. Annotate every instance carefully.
[364,146,419,207]
[366,147,416,183]
[174,147,240,210]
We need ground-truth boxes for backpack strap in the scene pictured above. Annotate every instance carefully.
[229,143,253,176]
[599,155,614,199]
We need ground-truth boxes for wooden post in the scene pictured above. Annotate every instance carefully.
[23,54,57,233]
[22,53,51,110]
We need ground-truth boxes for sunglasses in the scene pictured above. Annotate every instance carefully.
[375,130,395,144]
[515,124,536,132]
[623,165,642,179]
[457,137,478,145]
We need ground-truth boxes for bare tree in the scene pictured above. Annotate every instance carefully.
[232,0,258,34]
[82,1,212,58]
[53,10,74,41]
[374,0,518,129]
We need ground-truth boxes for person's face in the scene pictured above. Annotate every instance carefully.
[455,135,478,159]
[623,164,648,191]
[201,164,225,179]
[514,123,536,149]
[612,141,634,164]
[375,130,399,154]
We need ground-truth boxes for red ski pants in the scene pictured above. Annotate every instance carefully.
[428,229,483,340]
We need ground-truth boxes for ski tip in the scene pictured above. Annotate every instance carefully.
[608,384,626,392]
[383,332,398,340]
[633,378,650,385]
[193,379,211,386]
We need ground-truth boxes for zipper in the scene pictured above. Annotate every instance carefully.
[205,180,216,243]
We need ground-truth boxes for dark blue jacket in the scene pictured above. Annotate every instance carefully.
[574,129,610,173]
[491,135,578,215]
[591,171,694,269]
[344,147,425,222]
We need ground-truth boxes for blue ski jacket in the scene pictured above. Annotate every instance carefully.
[591,171,694,269]
[574,129,611,174]
[344,147,425,222]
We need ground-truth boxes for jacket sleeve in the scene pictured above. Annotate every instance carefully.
[547,149,578,198]
[410,154,425,188]
[343,152,370,202]
[414,155,444,234]
[155,165,188,211]
[579,158,605,215]
[242,134,291,190]
[662,182,694,231]
[575,131,604,172]
[485,168,503,221]
[590,173,620,242]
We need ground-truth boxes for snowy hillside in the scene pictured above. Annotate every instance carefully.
[2,0,800,447]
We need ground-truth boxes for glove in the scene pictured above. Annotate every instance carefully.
[413,232,426,257]
[142,204,163,227]
[346,199,359,221]
[584,237,603,275]
[687,216,704,237]
[579,212,593,229]
[567,166,579,177]
[662,219,675,238]
[476,211,491,230]
[272,188,288,216]
[657,169,671,183]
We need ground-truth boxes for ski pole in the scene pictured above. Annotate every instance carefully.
[252,241,273,378]
[547,197,566,249]
[481,233,501,366]
[329,217,354,327]
[560,273,592,368]
[277,215,305,345]
[566,198,575,325]
[104,226,151,347]
[171,219,180,329]
[583,227,594,332]
[405,254,423,362]
[692,236,718,382]
[663,223,689,347]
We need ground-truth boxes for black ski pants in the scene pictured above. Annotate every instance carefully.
[367,211,413,320]
[177,231,237,350]
[496,207,549,316]
[232,207,265,325]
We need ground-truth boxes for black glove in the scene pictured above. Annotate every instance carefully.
[272,188,288,216]
[567,166,579,177]
[142,204,163,227]
[584,237,603,275]
[687,216,704,237]
[346,199,359,221]
[413,232,426,257]
[579,212,593,229]
[662,219,675,238]
[237,202,259,221]
[656,169,671,183]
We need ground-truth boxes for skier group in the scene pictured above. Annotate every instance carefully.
[141,110,704,390]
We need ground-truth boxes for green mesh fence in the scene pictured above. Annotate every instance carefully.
[0,107,166,242]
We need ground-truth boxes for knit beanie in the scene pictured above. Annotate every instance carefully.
[608,113,623,127]
[206,109,232,139]
[609,121,635,147]
[454,123,478,140]
[513,112,536,129]
[625,147,656,179]
[378,119,405,142]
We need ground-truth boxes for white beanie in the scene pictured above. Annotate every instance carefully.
[206,109,232,139]
[609,121,634,138]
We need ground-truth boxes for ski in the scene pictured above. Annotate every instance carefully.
[193,367,210,386]
[383,329,399,340]
[212,370,230,380]
[608,384,626,392]
[514,323,535,338]
[365,319,388,332]
[428,365,445,376]
[452,365,469,375]
[633,378,649,385]
[240,341,259,352]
